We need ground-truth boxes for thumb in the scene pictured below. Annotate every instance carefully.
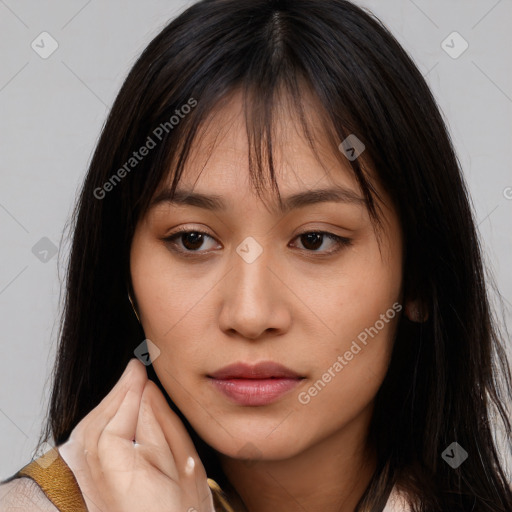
[134,381,180,481]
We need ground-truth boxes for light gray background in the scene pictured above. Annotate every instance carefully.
[1,0,511,479]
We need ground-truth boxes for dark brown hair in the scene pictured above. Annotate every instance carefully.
[37,1,512,510]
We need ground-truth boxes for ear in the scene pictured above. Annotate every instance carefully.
[404,298,428,323]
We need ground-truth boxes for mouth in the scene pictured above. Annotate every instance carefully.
[207,361,305,406]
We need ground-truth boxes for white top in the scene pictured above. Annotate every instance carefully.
[0,477,412,511]
[0,477,59,511]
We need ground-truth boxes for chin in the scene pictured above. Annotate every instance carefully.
[200,424,310,462]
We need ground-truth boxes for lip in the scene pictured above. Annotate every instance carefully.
[208,361,303,379]
[207,361,305,406]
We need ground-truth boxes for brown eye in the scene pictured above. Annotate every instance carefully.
[163,229,219,255]
[292,231,352,255]
[162,228,352,258]
[300,233,324,251]
[179,232,206,251]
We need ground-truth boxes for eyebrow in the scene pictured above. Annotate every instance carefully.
[149,185,366,214]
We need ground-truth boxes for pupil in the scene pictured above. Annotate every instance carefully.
[183,232,203,250]
[302,233,322,250]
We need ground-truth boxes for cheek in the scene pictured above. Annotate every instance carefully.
[292,300,400,448]
[302,232,402,403]
[130,233,204,386]
[131,234,211,337]
[309,233,402,348]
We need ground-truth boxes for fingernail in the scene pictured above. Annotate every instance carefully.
[185,456,195,476]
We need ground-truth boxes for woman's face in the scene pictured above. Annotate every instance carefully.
[130,91,404,462]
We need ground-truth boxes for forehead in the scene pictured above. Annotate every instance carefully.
[154,89,366,208]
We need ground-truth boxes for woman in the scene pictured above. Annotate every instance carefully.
[1,0,511,510]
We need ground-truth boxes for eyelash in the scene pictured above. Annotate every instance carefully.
[162,226,352,258]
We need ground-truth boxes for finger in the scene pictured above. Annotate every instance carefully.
[134,383,180,481]
[60,359,148,511]
[82,359,147,463]
[73,359,146,437]
[94,359,148,422]
[93,366,147,481]
[101,370,147,441]
[143,383,213,512]
[142,381,207,482]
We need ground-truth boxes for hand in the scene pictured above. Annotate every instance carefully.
[57,358,215,512]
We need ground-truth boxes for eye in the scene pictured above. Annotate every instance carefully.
[162,227,219,255]
[161,228,352,257]
[290,231,352,255]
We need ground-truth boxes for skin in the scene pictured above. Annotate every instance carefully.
[54,89,414,512]
[58,360,215,512]
[125,89,407,511]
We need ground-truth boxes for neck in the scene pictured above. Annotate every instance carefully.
[217,405,377,512]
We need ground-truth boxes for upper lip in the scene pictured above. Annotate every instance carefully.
[208,361,304,379]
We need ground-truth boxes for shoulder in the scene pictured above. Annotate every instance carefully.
[0,477,59,512]
[382,484,412,512]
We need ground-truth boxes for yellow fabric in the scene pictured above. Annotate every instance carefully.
[13,448,87,512]
[207,477,237,512]
[10,448,236,512]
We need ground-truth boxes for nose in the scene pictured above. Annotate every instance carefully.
[217,242,291,341]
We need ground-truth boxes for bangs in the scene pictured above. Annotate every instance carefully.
[134,72,386,247]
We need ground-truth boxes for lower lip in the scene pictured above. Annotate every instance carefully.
[208,377,303,406]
